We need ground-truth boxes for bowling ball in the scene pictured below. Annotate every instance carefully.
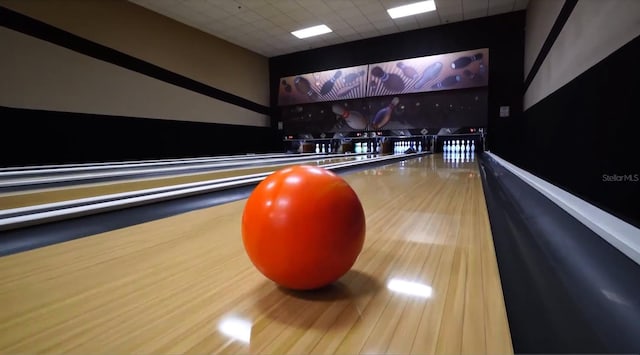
[241,165,366,290]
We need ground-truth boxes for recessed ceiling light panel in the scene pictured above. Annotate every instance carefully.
[291,24,332,39]
[387,0,437,19]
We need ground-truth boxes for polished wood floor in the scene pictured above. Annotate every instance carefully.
[0,153,512,354]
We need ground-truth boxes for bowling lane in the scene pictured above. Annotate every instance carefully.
[0,153,512,354]
[0,154,367,210]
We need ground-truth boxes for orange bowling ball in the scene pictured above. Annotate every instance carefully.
[241,165,366,290]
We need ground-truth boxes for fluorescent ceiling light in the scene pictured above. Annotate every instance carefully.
[291,24,332,39]
[387,0,437,19]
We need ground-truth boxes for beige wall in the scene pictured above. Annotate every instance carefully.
[0,0,269,106]
[0,27,269,126]
[524,0,564,79]
[524,0,640,110]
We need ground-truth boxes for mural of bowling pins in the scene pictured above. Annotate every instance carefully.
[320,70,342,95]
[370,66,405,92]
[281,79,292,93]
[396,62,419,80]
[336,82,360,97]
[431,75,461,89]
[332,104,368,130]
[342,70,365,85]
[294,76,319,101]
[451,53,483,69]
[414,62,443,89]
[371,97,399,129]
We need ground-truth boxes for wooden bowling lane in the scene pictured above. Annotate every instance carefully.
[0,155,359,210]
[0,153,512,354]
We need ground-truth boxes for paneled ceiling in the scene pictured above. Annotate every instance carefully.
[128,0,528,57]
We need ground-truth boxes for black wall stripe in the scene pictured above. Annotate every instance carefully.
[523,0,578,93]
[516,35,640,228]
[0,6,269,116]
[0,105,283,167]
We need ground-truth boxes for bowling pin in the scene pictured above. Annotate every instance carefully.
[471,140,476,152]
[414,62,443,89]
[431,75,461,89]
[371,66,405,92]
[451,53,483,69]
[336,82,359,97]
[294,76,318,100]
[332,104,368,130]
[281,79,292,93]
[320,70,342,95]
[396,62,419,80]
[463,69,475,79]
[316,144,320,153]
[342,70,365,85]
[371,97,400,129]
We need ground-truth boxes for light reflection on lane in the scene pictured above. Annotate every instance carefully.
[218,316,252,344]
[387,278,433,299]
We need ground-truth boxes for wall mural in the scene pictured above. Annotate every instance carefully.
[278,48,489,136]
[278,65,368,106]
[281,88,487,136]
[366,48,488,97]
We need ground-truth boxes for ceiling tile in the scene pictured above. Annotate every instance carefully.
[464,0,489,9]
[128,0,528,57]
[488,4,514,15]
[514,0,528,10]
